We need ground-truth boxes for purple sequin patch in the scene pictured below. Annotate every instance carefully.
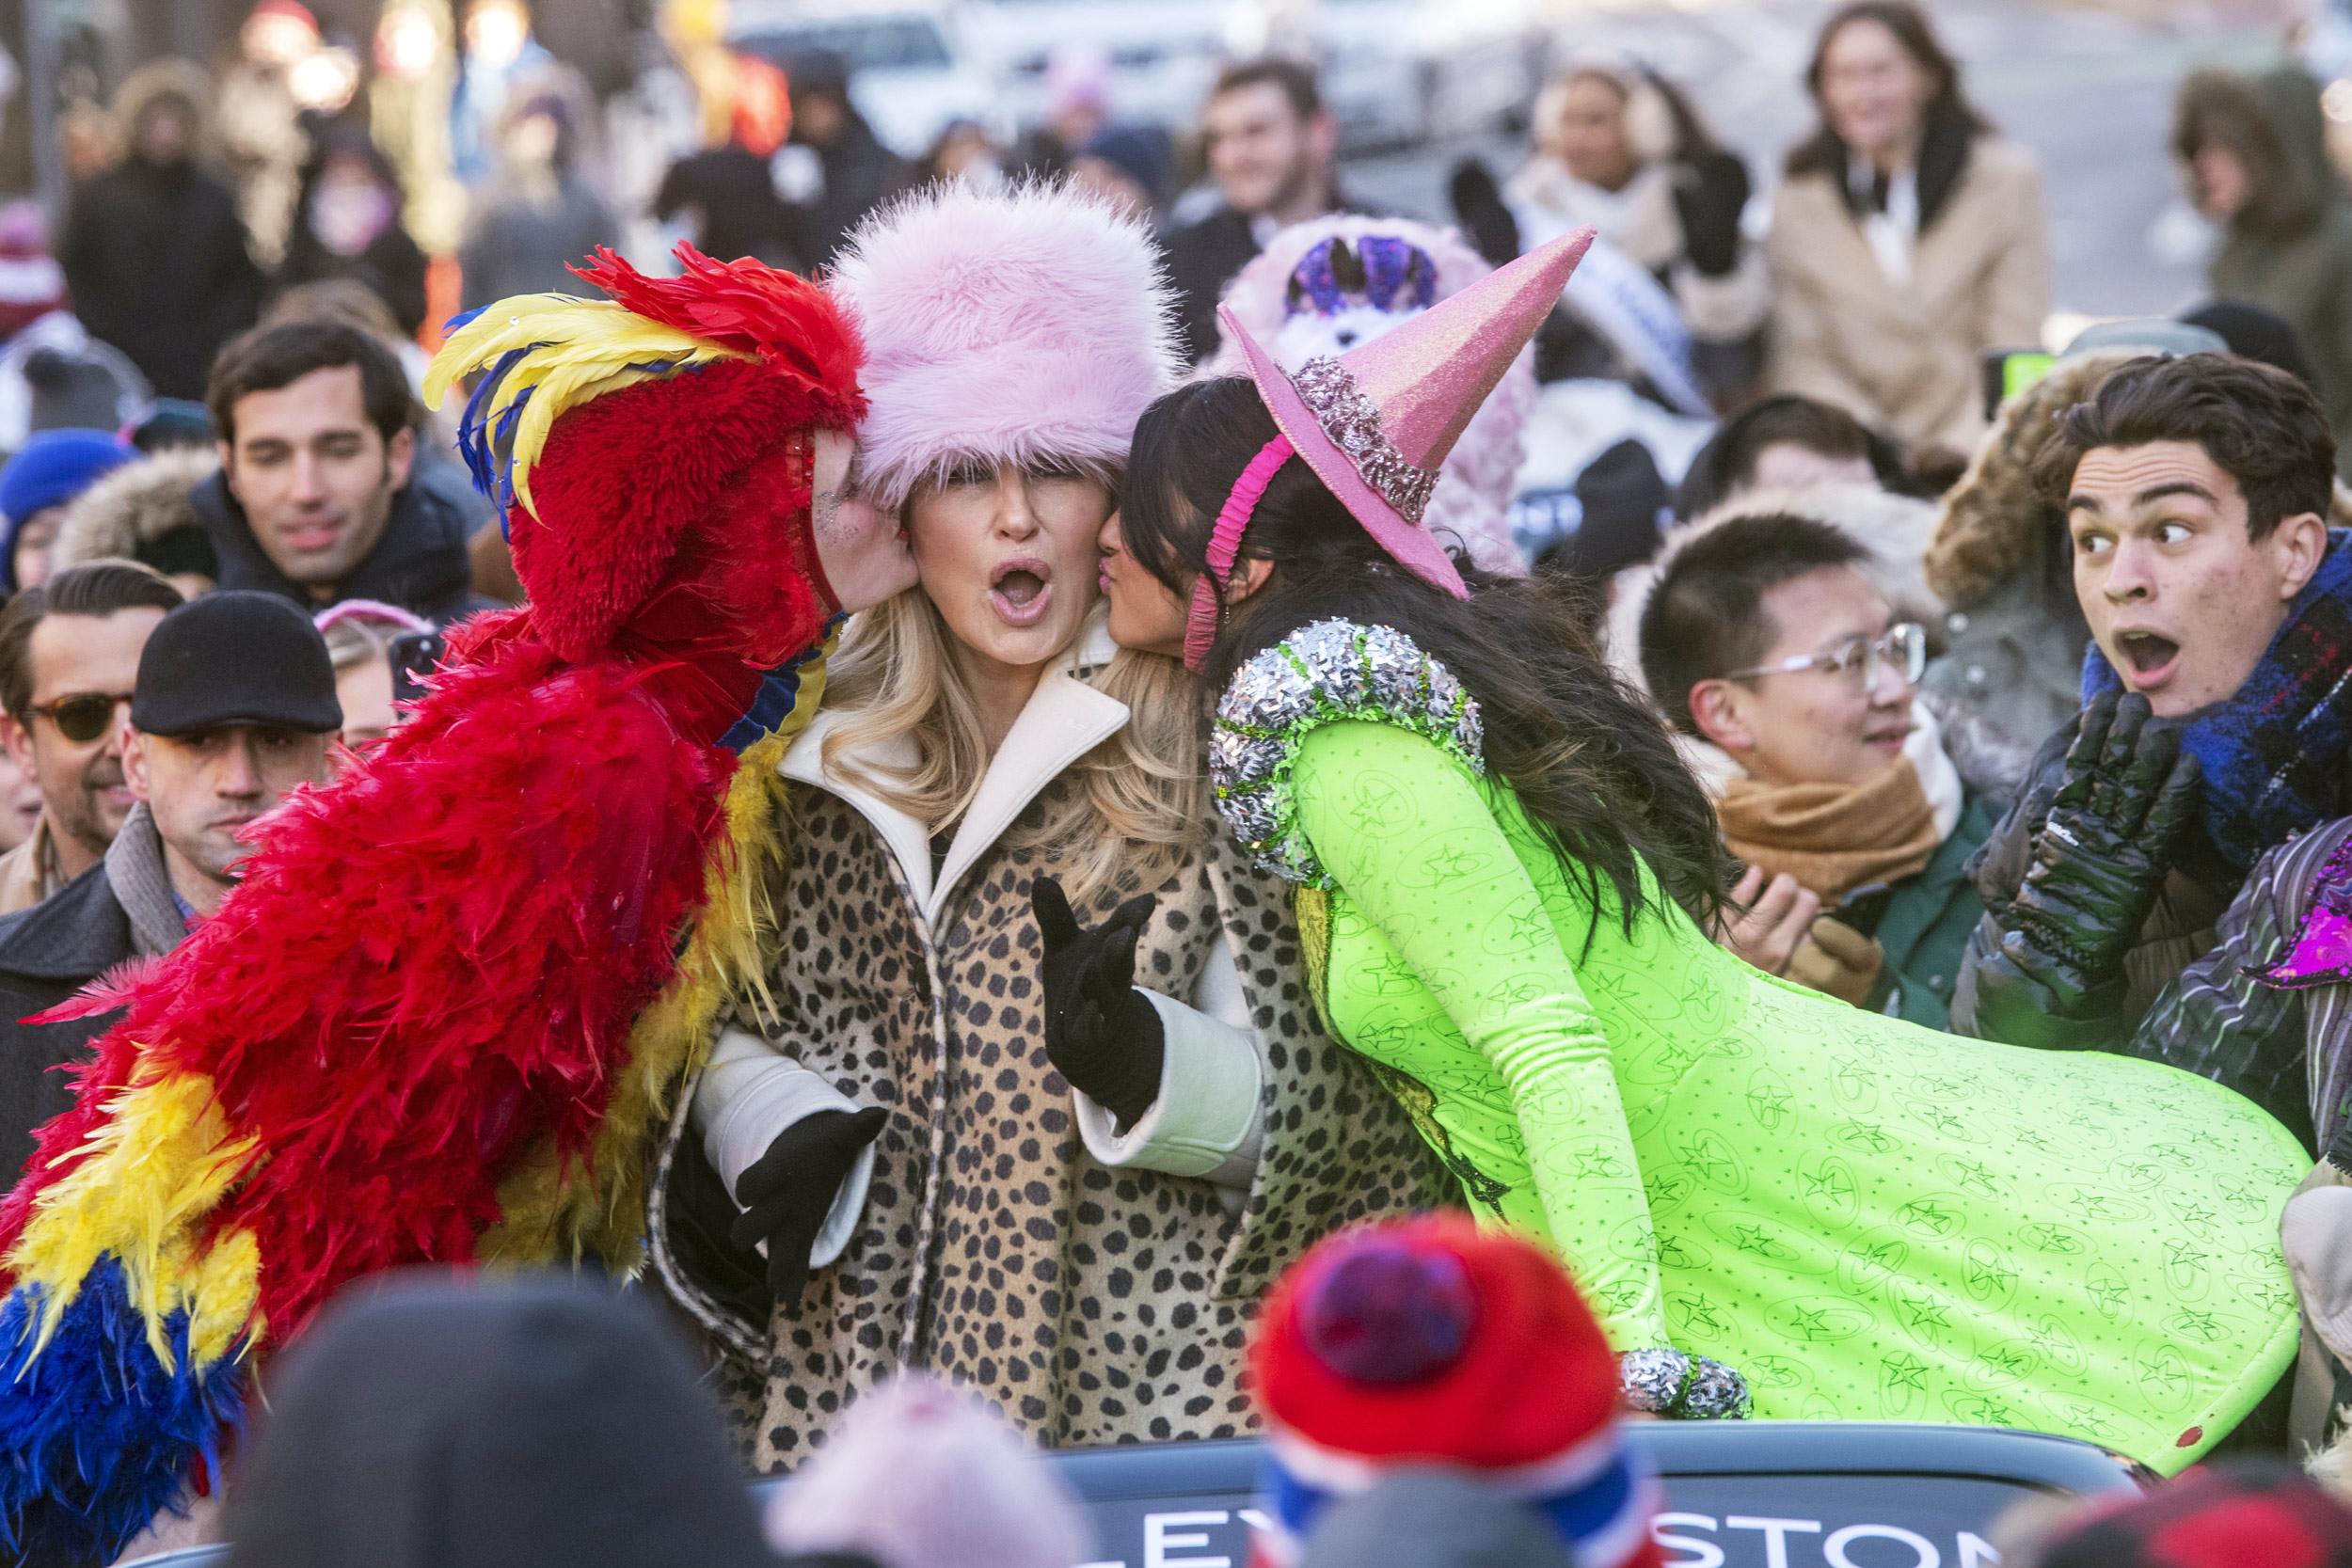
[2254,834,2352,988]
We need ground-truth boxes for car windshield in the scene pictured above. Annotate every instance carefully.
[735,16,952,71]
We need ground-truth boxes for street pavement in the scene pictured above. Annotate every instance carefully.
[1340,0,2293,324]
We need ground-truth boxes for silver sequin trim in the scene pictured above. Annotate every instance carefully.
[1618,1348,1689,1414]
[1292,356,1441,525]
[1209,618,1484,885]
[1679,1356,1752,1419]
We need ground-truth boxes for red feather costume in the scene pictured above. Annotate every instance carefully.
[0,246,864,1562]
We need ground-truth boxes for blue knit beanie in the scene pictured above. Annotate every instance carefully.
[1,429,133,528]
[0,428,134,590]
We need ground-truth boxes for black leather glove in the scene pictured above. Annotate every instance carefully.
[1975,689,2201,1049]
[729,1105,887,1310]
[1673,150,1751,277]
[1034,875,1164,1129]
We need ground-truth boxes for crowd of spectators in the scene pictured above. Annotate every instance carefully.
[10,0,2352,1560]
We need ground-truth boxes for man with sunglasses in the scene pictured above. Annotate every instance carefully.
[1642,512,2000,1029]
[0,589,339,1177]
[0,562,184,915]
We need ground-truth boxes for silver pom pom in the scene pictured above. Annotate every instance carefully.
[1675,1356,1753,1420]
[1617,1348,1690,1414]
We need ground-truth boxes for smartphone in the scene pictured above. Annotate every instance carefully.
[388,629,447,705]
[1833,880,1898,940]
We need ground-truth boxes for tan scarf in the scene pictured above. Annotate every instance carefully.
[1717,755,1942,902]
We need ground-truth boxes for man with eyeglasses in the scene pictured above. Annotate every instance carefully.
[0,590,339,1176]
[0,562,184,914]
[1642,512,2000,1029]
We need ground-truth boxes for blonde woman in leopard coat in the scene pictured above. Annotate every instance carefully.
[646,182,1445,1469]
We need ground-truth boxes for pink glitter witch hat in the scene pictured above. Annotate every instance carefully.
[1218,227,1594,596]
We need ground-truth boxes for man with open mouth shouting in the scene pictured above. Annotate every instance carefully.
[1957,351,2352,1062]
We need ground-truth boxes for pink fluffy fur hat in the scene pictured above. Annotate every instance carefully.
[829,181,1182,510]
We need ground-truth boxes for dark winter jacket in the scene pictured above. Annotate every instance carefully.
[0,807,186,1180]
[2181,67,2352,476]
[654,147,805,273]
[60,157,264,400]
[1870,789,2002,1030]
[278,219,430,339]
[2125,817,2352,1159]
[790,113,906,271]
[1947,718,2245,1040]
[456,179,616,313]
[190,464,499,626]
[1167,191,1378,365]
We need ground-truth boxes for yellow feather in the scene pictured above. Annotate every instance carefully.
[477,641,831,1268]
[8,1061,262,1370]
[421,293,749,516]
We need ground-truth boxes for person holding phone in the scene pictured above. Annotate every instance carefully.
[1642,511,1998,1028]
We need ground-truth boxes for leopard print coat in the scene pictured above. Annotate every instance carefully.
[647,769,1448,1470]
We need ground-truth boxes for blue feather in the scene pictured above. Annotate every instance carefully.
[0,1256,246,1564]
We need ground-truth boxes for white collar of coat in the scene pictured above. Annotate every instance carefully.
[783,610,1129,927]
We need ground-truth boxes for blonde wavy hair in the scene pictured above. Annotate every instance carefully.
[819,590,1206,909]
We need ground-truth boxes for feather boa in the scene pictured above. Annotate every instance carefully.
[0,614,831,1563]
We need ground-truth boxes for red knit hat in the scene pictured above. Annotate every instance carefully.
[1252,1213,1619,1469]
[1248,1216,1661,1568]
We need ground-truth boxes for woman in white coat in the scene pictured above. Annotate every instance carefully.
[645,182,1443,1468]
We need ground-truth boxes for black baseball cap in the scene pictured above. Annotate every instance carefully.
[131,591,342,737]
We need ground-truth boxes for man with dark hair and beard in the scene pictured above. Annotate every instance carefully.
[199,319,496,623]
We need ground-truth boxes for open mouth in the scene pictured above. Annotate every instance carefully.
[2117,630,2181,679]
[990,559,1053,627]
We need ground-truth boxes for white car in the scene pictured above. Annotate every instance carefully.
[1311,0,1545,149]
[728,2,1004,158]
[952,0,1232,138]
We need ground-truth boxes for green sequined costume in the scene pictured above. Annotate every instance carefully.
[1209,619,2304,1474]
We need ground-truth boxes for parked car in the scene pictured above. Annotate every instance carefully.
[729,0,1004,158]
[953,0,1232,140]
[1311,0,1546,148]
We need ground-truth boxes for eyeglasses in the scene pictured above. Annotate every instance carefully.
[26,692,132,745]
[1724,623,1927,696]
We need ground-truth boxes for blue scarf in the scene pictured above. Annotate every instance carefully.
[2082,530,2352,875]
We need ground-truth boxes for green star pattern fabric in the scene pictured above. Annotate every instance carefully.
[1210,619,2304,1474]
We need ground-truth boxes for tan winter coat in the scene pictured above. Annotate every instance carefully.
[648,630,1447,1469]
[1766,138,2049,452]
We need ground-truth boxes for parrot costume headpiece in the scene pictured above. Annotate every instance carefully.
[0,247,866,1565]
[424,244,866,662]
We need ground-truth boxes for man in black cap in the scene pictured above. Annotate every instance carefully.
[0,590,340,1176]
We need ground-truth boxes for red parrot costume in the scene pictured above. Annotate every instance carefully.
[0,245,864,1562]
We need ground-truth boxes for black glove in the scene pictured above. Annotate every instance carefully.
[729,1105,888,1310]
[1448,155,1520,269]
[1034,875,1164,1129]
[1975,689,2201,1049]
[1673,150,1751,277]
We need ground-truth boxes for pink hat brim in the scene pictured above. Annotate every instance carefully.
[1221,304,1470,600]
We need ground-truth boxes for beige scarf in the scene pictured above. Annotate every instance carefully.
[1717,753,1943,902]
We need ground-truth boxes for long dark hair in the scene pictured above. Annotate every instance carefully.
[1121,375,1732,937]
[1785,1,1990,180]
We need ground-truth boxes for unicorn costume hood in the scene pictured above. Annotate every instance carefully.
[1205,216,1536,575]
